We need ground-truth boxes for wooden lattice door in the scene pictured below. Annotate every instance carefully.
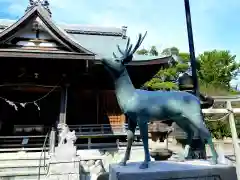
[99,90,125,132]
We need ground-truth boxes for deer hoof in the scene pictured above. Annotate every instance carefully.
[119,161,126,166]
[139,162,149,169]
[210,158,218,165]
[177,155,185,162]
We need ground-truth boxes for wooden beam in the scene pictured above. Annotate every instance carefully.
[7,86,61,93]
[202,108,240,114]
[0,49,95,60]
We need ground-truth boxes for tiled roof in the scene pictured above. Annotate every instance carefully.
[0,19,123,36]
[0,18,172,62]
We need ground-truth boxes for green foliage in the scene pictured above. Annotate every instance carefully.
[137,46,159,56]
[144,77,178,90]
[179,52,190,62]
[137,48,148,55]
[199,81,231,96]
[139,45,240,139]
[198,50,240,90]
[162,47,179,56]
[143,47,190,90]
[205,120,232,139]
[149,46,158,56]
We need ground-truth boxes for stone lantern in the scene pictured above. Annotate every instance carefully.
[148,121,173,161]
[178,72,194,92]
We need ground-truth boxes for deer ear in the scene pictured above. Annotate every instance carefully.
[121,55,133,65]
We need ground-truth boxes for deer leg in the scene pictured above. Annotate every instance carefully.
[183,129,194,160]
[174,117,194,162]
[138,118,151,169]
[198,126,218,164]
[206,137,218,164]
[178,124,194,161]
[119,116,137,166]
[186,112,218,164]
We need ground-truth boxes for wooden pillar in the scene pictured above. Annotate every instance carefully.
[120,114,126,123]
[49,127,56,155]
[227,101,240,179]
[59,85,68,125]
[120,114,126,132]
[96,91,99,124]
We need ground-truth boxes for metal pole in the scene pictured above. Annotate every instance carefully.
[227,101,240,179]
[184,0,206,159]
[184,0,199,97]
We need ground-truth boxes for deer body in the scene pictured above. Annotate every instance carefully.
[101,33,218,169]
[115,70,202,121]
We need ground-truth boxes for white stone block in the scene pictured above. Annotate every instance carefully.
[109,160,237,180]
[48,161,80,175]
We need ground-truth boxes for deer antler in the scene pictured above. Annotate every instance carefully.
[113,31,147,64]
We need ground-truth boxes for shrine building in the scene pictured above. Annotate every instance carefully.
[0,0,176,150]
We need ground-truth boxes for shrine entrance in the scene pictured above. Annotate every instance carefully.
[0,88,60,136]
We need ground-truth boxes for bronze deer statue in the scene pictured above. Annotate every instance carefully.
[101,32,218,169]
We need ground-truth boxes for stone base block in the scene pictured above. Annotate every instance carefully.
[46,174,79,180]
[109,160,237,180]
[46,161,80,180]
[48,161,80,175]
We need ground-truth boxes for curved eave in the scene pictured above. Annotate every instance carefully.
[94,55,172,66]
[93,55,173,88]
[0,6,94,55]
[0,48,95,60]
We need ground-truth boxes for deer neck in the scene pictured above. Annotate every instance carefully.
[114,69,135,111]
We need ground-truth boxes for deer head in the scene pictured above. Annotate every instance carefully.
[101,32,147,78]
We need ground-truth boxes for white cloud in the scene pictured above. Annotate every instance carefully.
[1,0,239,83]
[2,0,240,58]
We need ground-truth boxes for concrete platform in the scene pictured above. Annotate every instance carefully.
[109,160,237,180]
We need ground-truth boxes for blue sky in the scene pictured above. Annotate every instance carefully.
[0,0,239,85]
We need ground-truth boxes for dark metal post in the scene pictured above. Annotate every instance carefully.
[184,0,199,97]
[184,0,206,159]
[59,85,68,125]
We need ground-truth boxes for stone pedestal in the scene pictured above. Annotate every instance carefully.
[46,144,80,180]
[45,124,80,180]
[109,161,237,180]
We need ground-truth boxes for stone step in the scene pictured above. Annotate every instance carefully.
[0,175,45,180]
[0,161,47,168]
[0,159,49,167]
[0,153,49,179]
[0,166,47,174]
[0,170,46,177]
[0,152,49,160]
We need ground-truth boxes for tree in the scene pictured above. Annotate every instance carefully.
[140,46,239,138]
[143,47,190,90]
[162,47,179,56]
[137,48,149,55]
[149,46,158,56]
[198,50,240,90]
[179,52,190,63]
